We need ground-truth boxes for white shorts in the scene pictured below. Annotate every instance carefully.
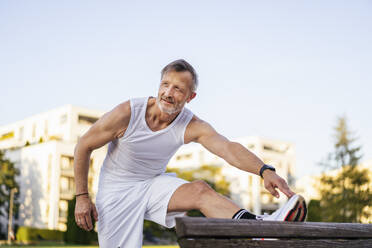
[95,172,189,248]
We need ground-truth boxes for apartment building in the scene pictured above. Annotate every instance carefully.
[0,105,107,231]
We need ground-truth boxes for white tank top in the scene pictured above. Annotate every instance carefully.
[99,96,194,182]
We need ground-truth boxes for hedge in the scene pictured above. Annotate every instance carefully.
[16,226,64,242]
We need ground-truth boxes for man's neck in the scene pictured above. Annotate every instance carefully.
[146,97,181,130]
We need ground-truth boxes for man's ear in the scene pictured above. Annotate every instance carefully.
[187,92,197,103]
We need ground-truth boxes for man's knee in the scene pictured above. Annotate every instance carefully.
[191,180,215,207]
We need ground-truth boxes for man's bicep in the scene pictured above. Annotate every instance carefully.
[196,122,230,159]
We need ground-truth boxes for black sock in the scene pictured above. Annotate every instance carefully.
[232,209,257,220]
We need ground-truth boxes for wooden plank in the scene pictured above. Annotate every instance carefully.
[175,217,372,239]
[178,238,372,248]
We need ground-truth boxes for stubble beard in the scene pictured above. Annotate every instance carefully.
[156,97,183,115]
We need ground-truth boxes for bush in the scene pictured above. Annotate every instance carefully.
[64,196,97,244]
[16,226,64,242]
[307,199,322,222]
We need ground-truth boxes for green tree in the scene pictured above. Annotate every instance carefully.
[0,150,20,239]
[307,199,322,222]
[143,165,231,243]
[317,116,372,223]
[64,196,97,244]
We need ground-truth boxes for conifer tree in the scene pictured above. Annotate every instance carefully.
[318,116,371,222]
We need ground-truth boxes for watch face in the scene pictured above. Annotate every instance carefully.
[260,164,276,178]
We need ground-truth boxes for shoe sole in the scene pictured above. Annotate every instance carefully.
[289,198,308,222]
[297,199,308,222]
[283,194,305,221]
[293,204,302,221]
[300,200,307,222]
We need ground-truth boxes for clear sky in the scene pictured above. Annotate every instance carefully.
[1,1,371,179]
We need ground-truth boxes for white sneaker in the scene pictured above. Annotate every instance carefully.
[256,194,306,222]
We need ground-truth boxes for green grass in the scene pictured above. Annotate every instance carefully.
[0,240,179,247]
[1,246,178,248]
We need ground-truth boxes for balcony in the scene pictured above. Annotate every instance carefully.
[60,189,74,200]
[60,167,74,177]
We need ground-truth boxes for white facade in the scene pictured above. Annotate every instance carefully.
[0,105,107,232]
[168,136,297,215]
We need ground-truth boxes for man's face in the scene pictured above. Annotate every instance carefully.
[156,70,195,115]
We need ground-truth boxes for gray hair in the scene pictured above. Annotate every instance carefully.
[161,59,198,92]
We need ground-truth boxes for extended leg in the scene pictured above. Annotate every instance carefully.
[167,179,306,222]
[167,180,241,218]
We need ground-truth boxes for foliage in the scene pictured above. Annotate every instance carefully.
[16,226,64,242]
[317,116,372,223]
[0,149,20,237]
[64,196,97,244]
[307,199,322,222]
[167,165,231,197]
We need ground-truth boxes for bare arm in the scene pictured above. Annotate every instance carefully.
[73,101,130,231]
[74,100,131,195]
[185,115,295,198]
[185,116,264,175]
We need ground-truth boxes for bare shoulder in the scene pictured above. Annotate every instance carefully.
[94,100,131,139]
[184,115,216,144]
[110,100,131,119]
[102,100,130,121]
[187,115,211,129]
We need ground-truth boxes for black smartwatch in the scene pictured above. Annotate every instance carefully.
[259,164,276,178]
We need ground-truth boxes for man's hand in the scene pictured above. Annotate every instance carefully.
[74,196,98,231]
[262,170,295,198]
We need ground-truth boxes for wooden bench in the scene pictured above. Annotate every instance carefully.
[175,217,372,248]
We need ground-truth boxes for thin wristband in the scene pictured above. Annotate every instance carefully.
[75,192,89,197]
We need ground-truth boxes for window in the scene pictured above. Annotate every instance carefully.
[59,200,68,224]
[248,175,252,187]
[46,205,50,219]
[47,155,53,193]
[32,124,36,138]
[176,153,193,161]
[59,200,68,213]
[19,127,24,141]
[44,120,48,136]
[263,144,285,153]
[263,145,274,152]
[60,176,74,192]
[78,115,98,125]
[61,155,73,170]
[59,208,67,219]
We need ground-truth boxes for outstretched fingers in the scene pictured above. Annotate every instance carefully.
[266,183,280,198]
[278,180,295,198]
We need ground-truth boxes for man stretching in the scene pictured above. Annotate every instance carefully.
[73,59,307,248]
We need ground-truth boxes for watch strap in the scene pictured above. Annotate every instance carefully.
[260,164,276,178]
